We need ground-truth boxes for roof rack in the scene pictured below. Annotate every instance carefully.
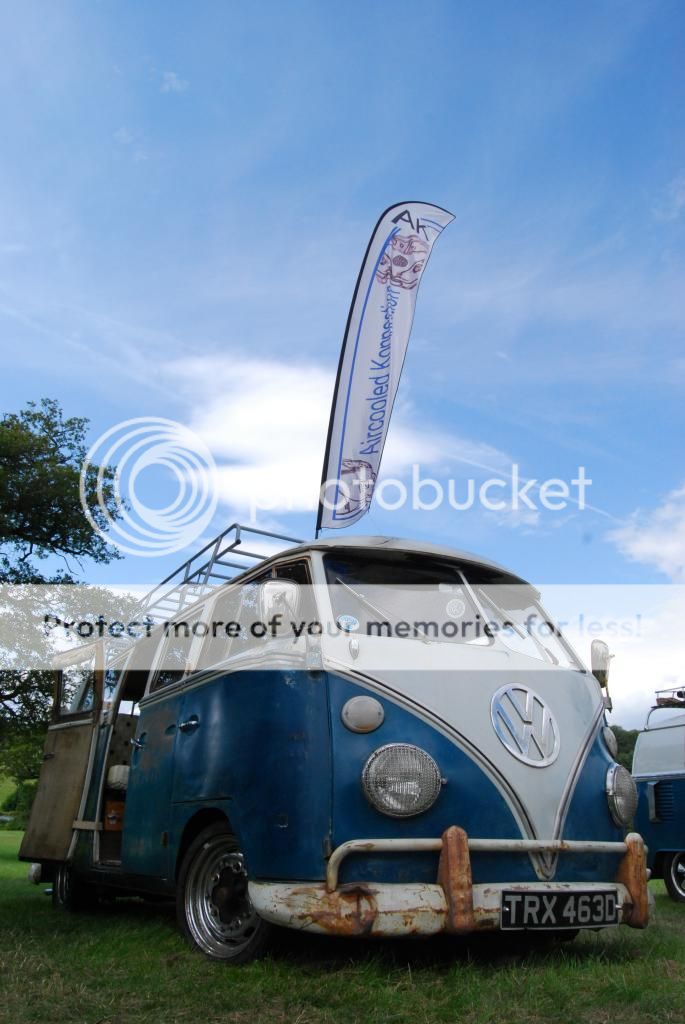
[654,686,685,709]
[644,686,685,728]
[136,522,304,625]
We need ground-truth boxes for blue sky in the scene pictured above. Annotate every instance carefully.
[1,0,683,604]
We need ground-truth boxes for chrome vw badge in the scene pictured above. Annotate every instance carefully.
[490,685,560,767]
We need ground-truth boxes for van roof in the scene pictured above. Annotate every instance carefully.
[277,535,532,588]
[130,526,536,636]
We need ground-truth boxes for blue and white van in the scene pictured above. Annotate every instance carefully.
[21,526,650,961]
[633,689,685,902]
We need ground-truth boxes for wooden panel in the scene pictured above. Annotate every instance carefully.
[19,722,95,862]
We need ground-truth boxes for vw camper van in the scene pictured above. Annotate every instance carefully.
[633,688,685,902]
[20,524,649,961]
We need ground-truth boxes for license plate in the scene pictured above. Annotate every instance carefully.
[500,890,619,930]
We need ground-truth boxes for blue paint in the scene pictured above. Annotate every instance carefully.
[70,664,632,900]
[122,688,185,878]
[635,776,685,873]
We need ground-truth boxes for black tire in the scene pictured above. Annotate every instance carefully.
[664,852,685,903]
[52,862,92,912]
[176,823,271,963]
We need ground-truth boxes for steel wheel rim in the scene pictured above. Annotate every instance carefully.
[184,839,260,959]
[670,853,685,898]
[55,864,70,905]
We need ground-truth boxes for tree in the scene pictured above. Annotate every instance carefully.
[0,399,123,782]
[612,726,640,771]
[0,398,120,579]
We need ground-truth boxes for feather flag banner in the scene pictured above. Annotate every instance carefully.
[317,201,454,532]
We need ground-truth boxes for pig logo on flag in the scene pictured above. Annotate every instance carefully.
[376,234,430,290]
[338,459,377,519]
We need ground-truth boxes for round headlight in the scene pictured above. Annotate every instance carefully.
[603,726,618,759]
[606,764,638,826]
[361,743,442,818]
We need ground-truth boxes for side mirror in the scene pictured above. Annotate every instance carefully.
[591,639,611,689]
[260,580,300,627]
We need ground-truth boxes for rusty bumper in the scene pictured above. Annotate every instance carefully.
[248,827,650,937]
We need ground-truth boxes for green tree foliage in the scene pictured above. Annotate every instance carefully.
[0,398,120,577]
[0,399,123,783]
[612,725,640,771]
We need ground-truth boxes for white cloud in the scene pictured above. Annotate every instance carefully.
[113,127,134,145]
[653,173,685,222]
[609,485,685,581]
[160,70,189,94]
[163,355,511,521]
[488,507,540,532]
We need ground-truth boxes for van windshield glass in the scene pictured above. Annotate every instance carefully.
[324,551,581,667]
[324,552,489,646]
[473,583,579,668]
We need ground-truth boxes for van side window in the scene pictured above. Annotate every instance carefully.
[274,561,310,585]
[57,661,95,718]
[275,559,315,626]
[231,575,270,658]
[151,617,203,691]
[125,625,165,696]
[198,586,242,671]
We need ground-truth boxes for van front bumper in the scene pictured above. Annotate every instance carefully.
[248,827,650,937]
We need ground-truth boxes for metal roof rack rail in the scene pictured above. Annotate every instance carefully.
[654,686,685,709]
[644,686,685,727]
[137,522,304,625]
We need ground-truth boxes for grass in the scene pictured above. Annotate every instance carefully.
[1,831,684,1024]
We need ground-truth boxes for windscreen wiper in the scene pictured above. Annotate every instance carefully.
[476,587,556,665]
[334,577,433,644]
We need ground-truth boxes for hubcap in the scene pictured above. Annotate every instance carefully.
[185,839,261,958]
[671,854,685,897]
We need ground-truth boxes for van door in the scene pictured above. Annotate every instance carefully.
[19,645,103,863]
[121,621,199,879]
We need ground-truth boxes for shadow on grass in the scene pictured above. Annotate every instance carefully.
[87,894,644,972]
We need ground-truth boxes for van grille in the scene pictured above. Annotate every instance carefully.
[655,781,675,821]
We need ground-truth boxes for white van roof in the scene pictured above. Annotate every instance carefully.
[285,535,532,589]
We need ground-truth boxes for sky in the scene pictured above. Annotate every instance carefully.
[0,0,683,724]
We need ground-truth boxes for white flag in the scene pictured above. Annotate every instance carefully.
[317,201,454,532]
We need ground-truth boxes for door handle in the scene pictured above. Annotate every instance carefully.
[130,736,145,750]
[178,715,200,732]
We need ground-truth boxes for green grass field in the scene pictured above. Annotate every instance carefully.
[0,831,683,1024]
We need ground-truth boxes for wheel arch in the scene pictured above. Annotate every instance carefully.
[175,808,233,880]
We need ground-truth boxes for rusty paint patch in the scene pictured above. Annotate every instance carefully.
[303,886,378,936]
[616,832,649,928]
[437,826,475,934]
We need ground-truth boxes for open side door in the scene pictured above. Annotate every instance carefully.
[19,643,104,863]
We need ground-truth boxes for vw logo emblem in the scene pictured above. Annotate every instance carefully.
[490,685,560,767]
